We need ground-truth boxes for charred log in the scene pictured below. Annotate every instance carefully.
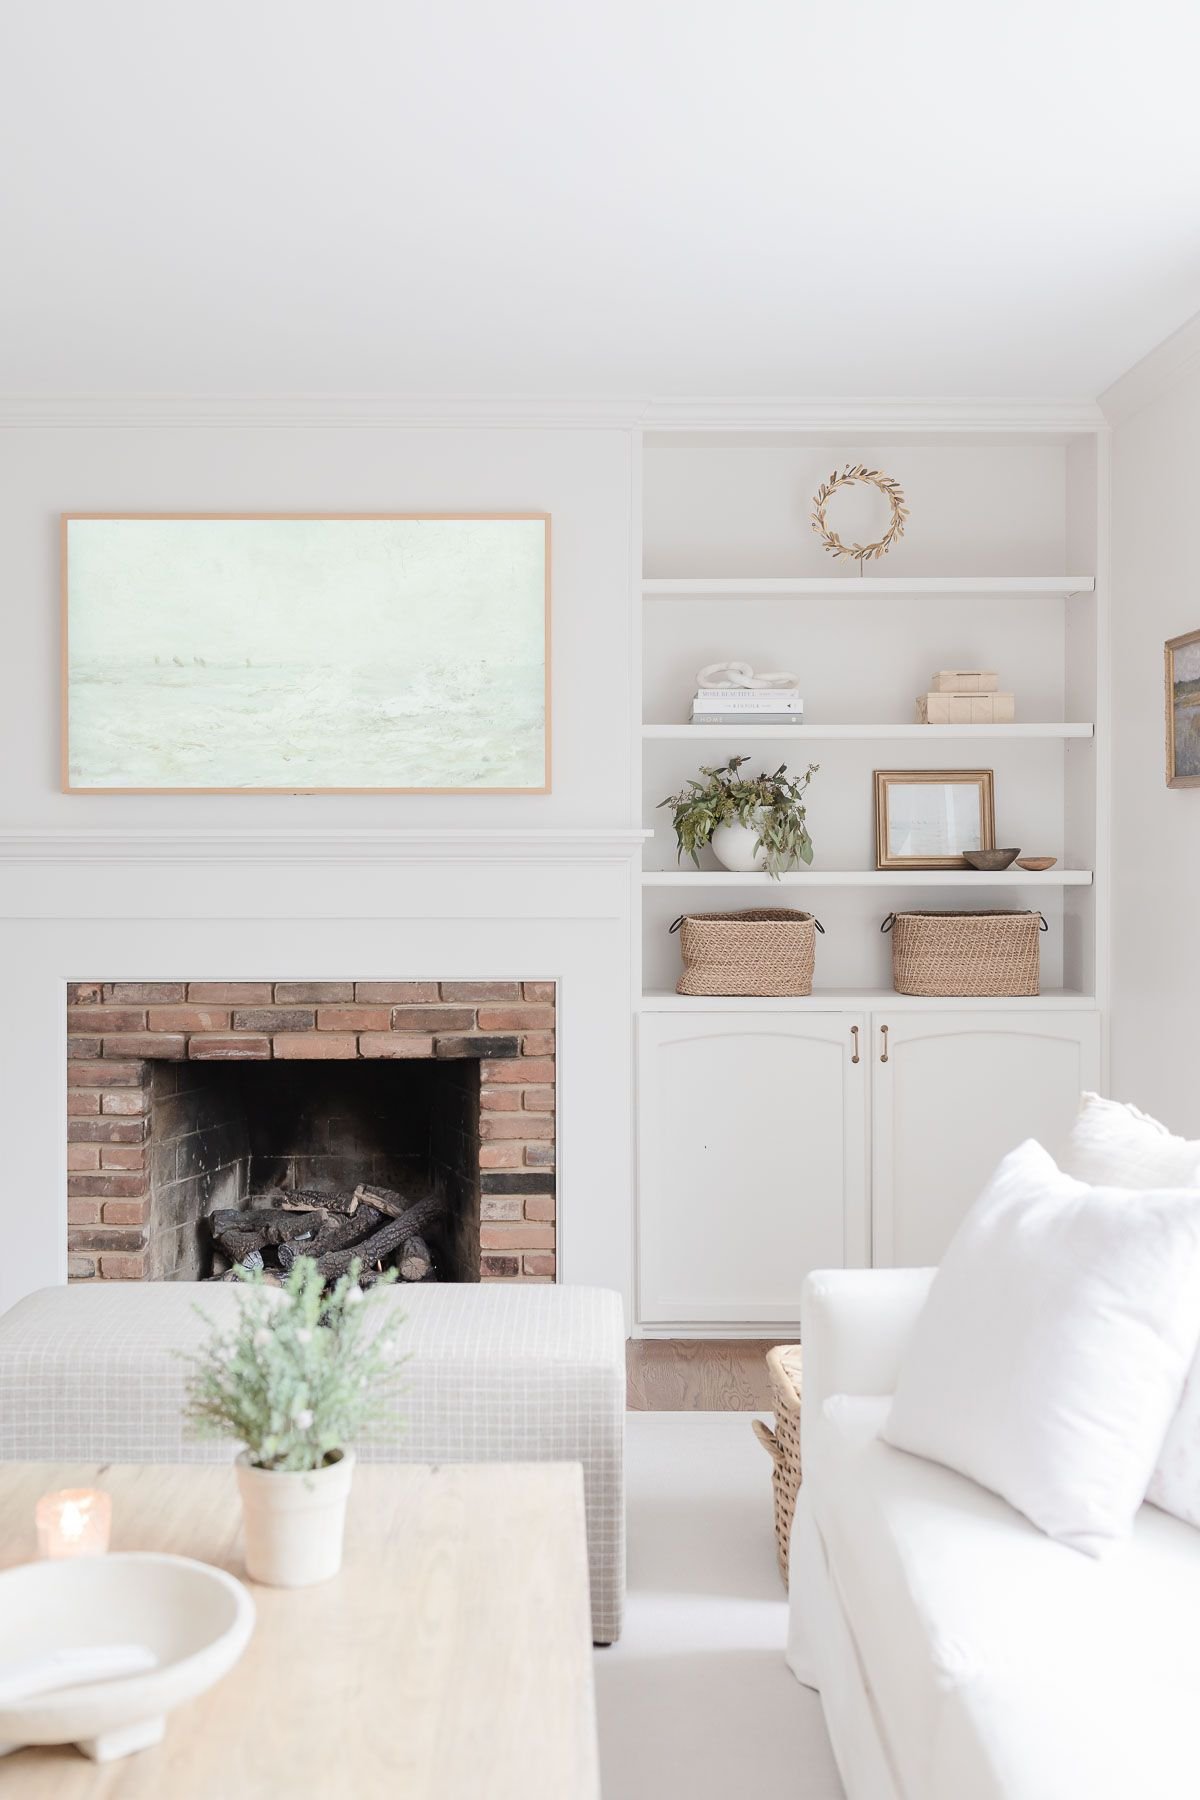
[398,1235,434,1282]
[313,1191,447,1282]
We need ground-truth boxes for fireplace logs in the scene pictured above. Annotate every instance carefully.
[352,1183,416,1218]
[313,1191,447,1283]
[276,1205,384,1270]
[211,1206,325,1248]
[398,1235,433,1282]
[206,1184,447,1285]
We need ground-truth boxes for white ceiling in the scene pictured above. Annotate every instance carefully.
[2,0,1199,401]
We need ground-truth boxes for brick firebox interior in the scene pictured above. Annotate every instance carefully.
[66,980,556,1284]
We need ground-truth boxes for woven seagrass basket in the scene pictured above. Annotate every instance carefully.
[670,908,824,997]
[882,909,1046,997]
[752,1344,803,1587]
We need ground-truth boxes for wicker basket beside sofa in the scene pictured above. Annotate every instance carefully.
[882,909,1046,997]
[671,908,824,997]
[752,1344,803,1586]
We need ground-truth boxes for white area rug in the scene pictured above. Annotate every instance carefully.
[595,1412,844,1799]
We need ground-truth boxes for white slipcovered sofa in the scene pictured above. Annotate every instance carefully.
[788,1268,1200,1800]
[0,1280,626,1643]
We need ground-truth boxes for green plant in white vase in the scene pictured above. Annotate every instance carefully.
[660,756,819,878]
[181,1256,406,1587]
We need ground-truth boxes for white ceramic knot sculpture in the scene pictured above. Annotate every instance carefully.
[696,661,799,691]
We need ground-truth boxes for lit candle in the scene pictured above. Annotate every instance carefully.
[35,1488,112,1558]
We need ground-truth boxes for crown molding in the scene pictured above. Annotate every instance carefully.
[1099,311,1200,425]
[0,392,1105,434]
[0,828,652,866]
[640,396,1105,434]
[0,396,648,431]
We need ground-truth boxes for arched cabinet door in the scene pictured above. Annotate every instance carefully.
[870,1011,1102,1268]
[636,1010,868,1329]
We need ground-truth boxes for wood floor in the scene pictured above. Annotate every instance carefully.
[625,1339,777,1411]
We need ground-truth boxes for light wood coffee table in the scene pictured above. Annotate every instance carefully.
[0,1461,601,1799]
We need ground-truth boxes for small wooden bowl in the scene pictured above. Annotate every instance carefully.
[1015,856,1057,871]
[962,849,1020,871]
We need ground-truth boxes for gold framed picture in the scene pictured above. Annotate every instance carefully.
[1165,627,1200,789]
[874,769,996,870]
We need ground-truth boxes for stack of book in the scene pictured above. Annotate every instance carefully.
[692,687,804,725]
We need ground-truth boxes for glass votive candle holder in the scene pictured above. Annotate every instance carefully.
[35,1488,112,1558]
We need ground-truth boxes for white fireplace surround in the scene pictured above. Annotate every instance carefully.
[0,828,645,1319]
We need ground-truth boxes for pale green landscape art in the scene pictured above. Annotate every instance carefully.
[63,515,550,791]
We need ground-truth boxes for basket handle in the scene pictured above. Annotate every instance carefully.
[881,908,1047,931]
[752,1418,784,1466]
[672,912,823,933]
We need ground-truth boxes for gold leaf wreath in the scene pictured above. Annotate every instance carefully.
[811,464,909,564]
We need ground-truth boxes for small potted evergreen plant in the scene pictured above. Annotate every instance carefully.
[181,1257,405,1588]
[660,756,819,877]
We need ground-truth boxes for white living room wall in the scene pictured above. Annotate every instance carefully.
[1105,330,1200,1133]
[0,419,637,828]
[0,415,643,1318]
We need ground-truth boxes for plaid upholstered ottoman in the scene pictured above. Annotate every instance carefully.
[0,1280,626,1642]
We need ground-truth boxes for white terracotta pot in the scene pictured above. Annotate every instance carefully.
[235,1449,354,1588]
[712,817,770,872]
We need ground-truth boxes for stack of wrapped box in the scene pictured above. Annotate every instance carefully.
[917,670,1014,724]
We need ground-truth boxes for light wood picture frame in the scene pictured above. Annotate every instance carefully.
[1165,627,1200,789]
[874,769,996,869]
[62,513,551,794]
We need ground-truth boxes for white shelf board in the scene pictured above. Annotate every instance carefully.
[639,988,1098,1013]
[642,575,1095,598]
[642,869,1093,888]
[643,723,1094,742]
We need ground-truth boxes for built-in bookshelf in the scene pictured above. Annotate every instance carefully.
[636,417,1109,1011]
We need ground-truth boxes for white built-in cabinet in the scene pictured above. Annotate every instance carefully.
[870,1010,1101,1268]
[637,1011,868,1326]
[636,1005,1100,1331]
[631,403,1109,1334]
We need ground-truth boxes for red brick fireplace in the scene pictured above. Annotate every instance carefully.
[66,980,556,1285]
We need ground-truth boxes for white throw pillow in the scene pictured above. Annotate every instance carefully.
[1059,1091,1200,1189]
[1149,1368,1200,1527]
[882,1140,1200,1556]
[1059,1095,1200,1528]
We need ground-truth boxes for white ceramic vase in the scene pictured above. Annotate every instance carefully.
[235,1449,354,1588]
[712,817,771,872]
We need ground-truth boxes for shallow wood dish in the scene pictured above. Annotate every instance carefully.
[962,848,1020,871]
[1015,856,1057,871]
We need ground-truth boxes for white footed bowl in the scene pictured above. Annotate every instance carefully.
[0,1553,254,1762]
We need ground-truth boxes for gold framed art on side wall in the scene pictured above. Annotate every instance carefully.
[1165,627,1200,790]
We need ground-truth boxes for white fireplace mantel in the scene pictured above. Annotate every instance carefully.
[0,829,646,1318]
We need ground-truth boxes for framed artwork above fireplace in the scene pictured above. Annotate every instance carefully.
[62,513,551,793]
